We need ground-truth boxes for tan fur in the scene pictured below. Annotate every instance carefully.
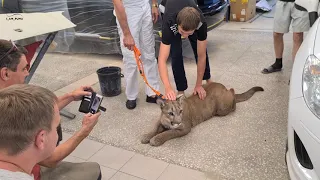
[141,82,264,146]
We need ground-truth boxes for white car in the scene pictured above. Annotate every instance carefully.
[286,1,320,179]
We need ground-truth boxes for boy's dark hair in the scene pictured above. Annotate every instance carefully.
[0,39,28,71]
[177,7,201,31]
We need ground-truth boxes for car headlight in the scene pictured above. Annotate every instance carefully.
[303,54,320,118]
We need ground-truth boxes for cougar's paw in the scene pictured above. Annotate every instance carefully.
[150,137,164,147]
[141,134,152,144]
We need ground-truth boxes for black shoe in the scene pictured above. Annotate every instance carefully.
[261,65,282,74]
[126,99,137,109]
[146,96,157,104]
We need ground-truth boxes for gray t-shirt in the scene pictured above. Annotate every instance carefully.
[0,169,33,180]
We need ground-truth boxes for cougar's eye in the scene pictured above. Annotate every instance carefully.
[168,112,174,116]
[180,110,183,114]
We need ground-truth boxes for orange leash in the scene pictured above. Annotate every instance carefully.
[133,46,164,99]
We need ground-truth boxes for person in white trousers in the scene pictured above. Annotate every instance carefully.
[113,0,161,109]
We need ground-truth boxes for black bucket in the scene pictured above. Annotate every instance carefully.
[96,66,123,97]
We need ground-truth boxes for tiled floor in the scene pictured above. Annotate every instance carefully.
[61,132,210,180]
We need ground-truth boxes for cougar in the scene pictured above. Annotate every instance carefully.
[141,82,264,146]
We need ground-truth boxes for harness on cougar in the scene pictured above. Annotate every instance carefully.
[133,46,164,99]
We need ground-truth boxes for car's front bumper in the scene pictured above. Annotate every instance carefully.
[286,151,306,180]
[204,2,229,31]
[286,148,318,180]
[287,97,320,180]
[199,0,229,16]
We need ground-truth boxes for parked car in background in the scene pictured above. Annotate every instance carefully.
[66,0,229,56]
[286,0,320,180]
[0,0,228,56]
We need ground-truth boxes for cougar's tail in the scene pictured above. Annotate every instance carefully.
[235,86,264,103]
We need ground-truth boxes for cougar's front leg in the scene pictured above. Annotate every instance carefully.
[150,127,191,146]
[141,120,165,144]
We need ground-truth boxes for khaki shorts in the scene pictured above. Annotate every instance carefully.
[40,161,101,180]
[273,1,310,33]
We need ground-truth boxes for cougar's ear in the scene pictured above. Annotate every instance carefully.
[156,98,166,108]
[176,94,186,104]
[230,88,235,95]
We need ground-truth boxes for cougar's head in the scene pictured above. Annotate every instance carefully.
[157,94,185,129]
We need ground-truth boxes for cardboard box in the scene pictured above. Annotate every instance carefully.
[230,0,256,22]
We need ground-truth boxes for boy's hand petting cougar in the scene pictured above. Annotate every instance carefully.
[194,85,206,100]
[165,87,176,101]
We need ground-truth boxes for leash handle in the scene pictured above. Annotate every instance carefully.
[133,46,165,99]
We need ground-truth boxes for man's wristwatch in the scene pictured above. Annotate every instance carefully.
[152,3,158,8]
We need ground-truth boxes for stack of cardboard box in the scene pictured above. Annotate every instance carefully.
[229,0,256,22]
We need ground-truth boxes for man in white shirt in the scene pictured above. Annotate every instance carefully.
[112,0,161,109]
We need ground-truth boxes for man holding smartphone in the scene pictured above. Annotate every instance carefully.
[0,39,102,180]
